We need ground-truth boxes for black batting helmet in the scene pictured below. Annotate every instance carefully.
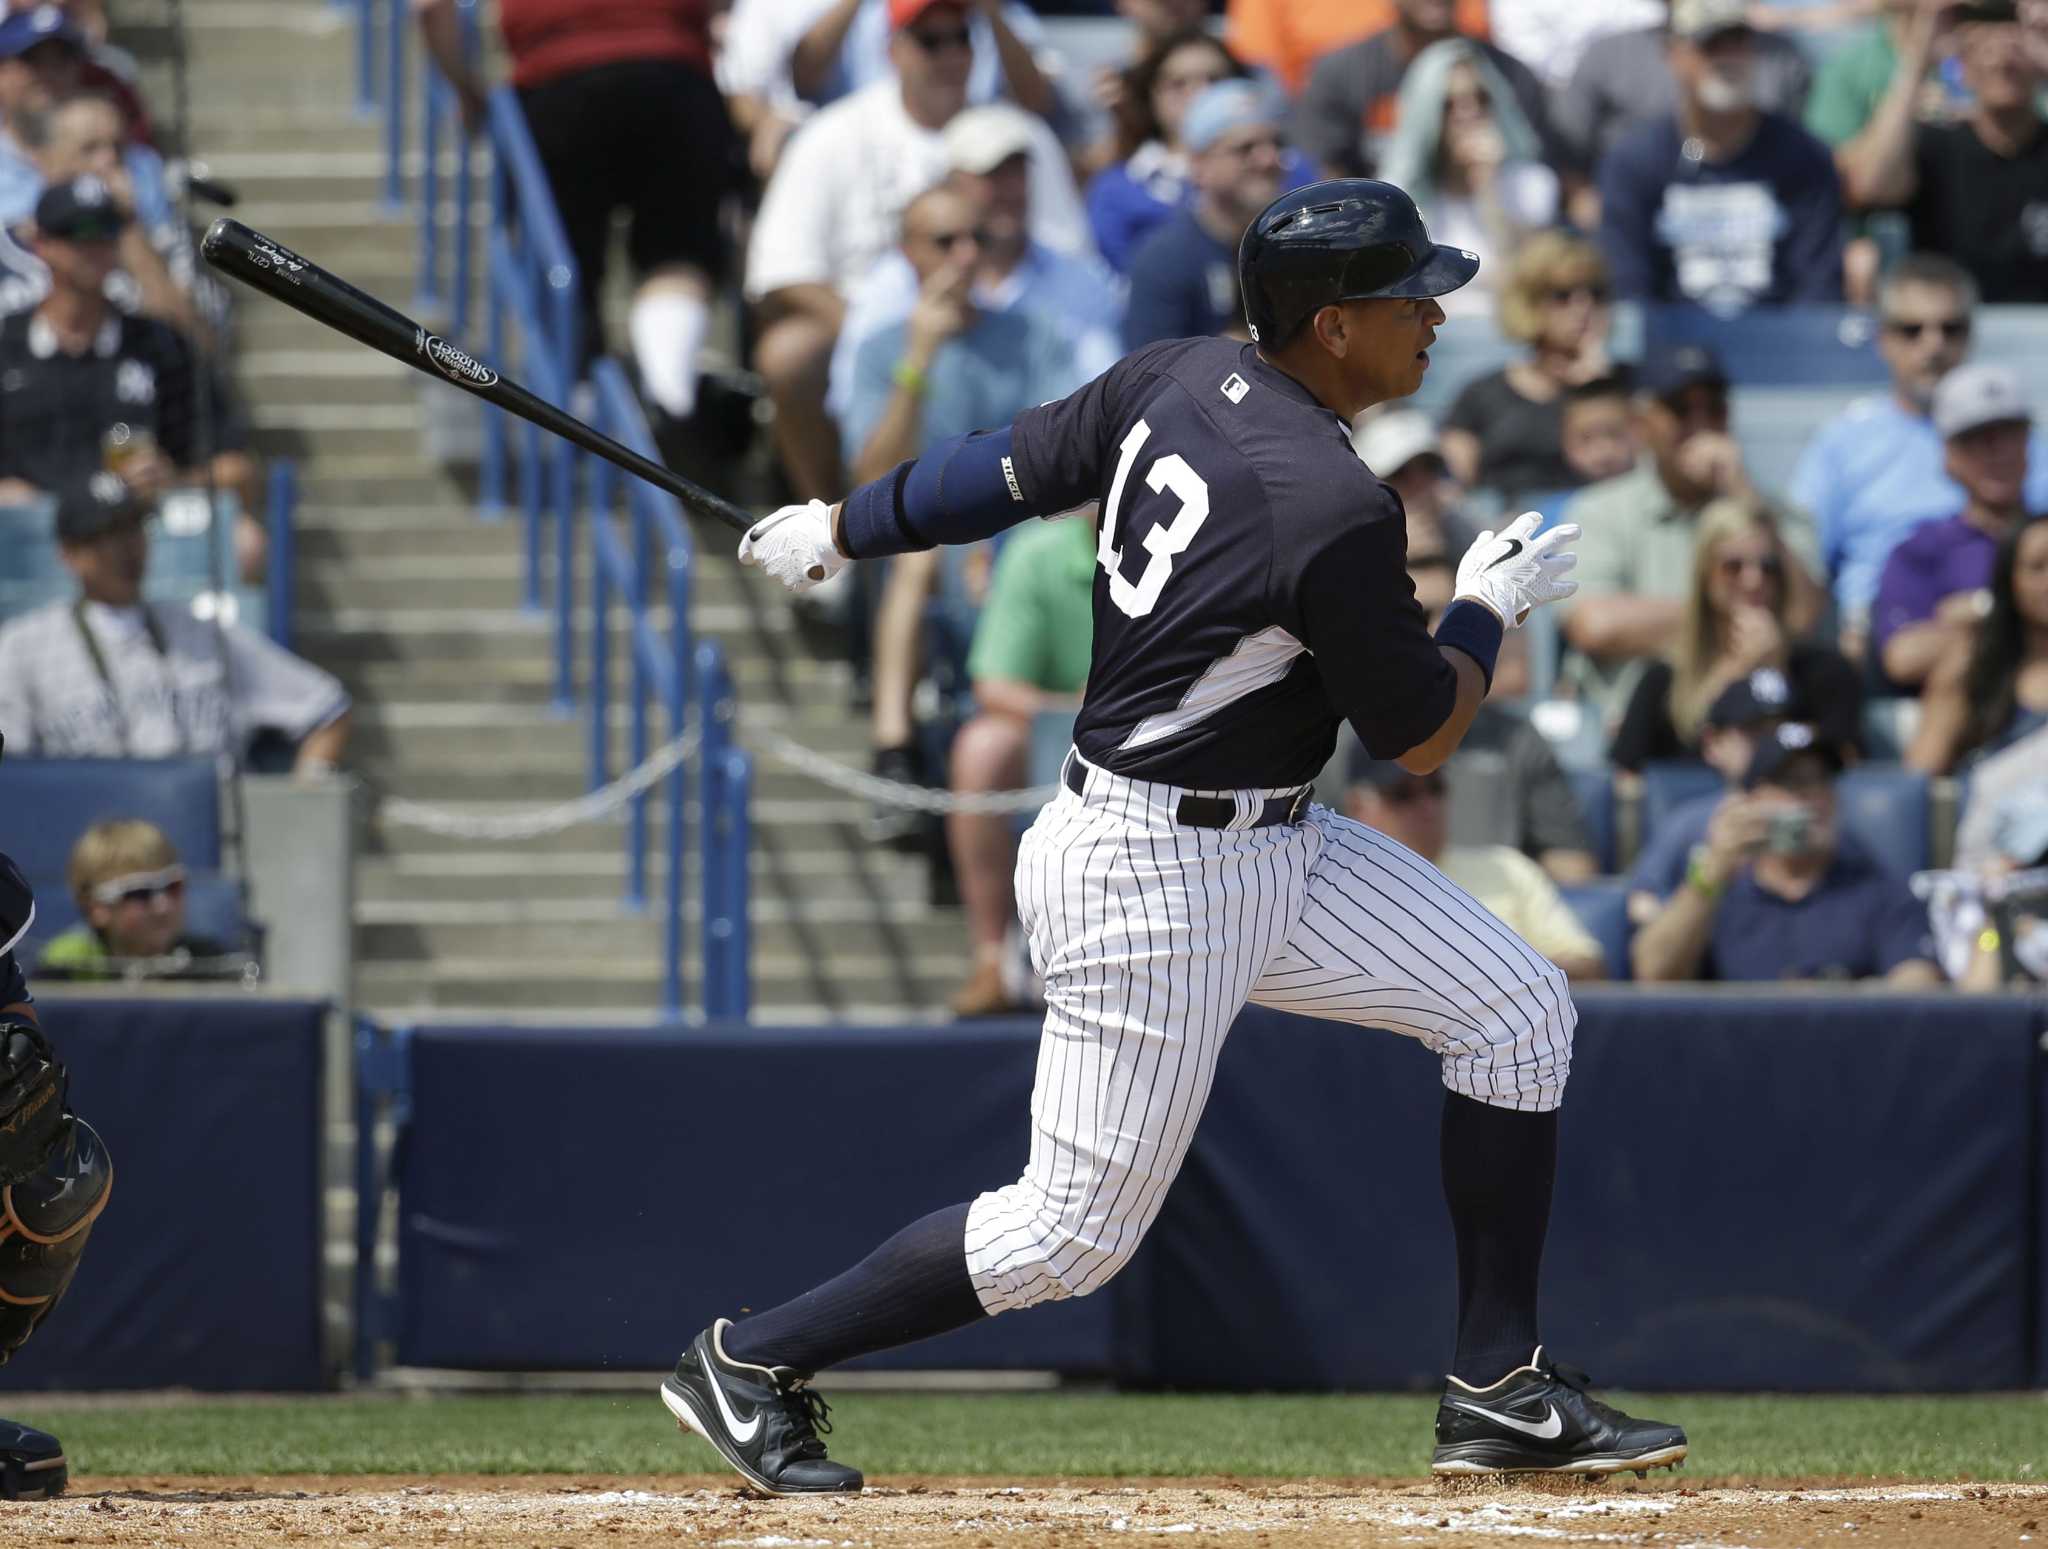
[1238,179,1478,347]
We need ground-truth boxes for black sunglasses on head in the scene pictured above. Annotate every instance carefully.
[904,26,972,52]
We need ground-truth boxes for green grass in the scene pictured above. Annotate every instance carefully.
[11,1391,2047,1481]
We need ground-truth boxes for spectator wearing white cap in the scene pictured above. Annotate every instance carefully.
[1353,409,1481,559]
[1596,0,1843,311]
[828,104,1120,427]
[745,0,1088,502]
[1872,364,2037,691]
[1121,79,1289,348]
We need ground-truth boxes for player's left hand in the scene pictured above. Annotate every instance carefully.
[739,500,847,594]
[1454,510,1579,628]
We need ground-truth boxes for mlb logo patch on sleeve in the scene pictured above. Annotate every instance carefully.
[1220,373,1250,405]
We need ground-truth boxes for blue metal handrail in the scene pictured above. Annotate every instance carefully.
[361,0,751,1020]
[266,458,297,652]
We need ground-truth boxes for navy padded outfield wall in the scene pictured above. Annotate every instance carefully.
[6,996,327,1391]
[392,994,2047,1391]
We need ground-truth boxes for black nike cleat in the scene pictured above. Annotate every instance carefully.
[0,1419,66,1499]
[1430,1347,1688,1477]
[659,1319,863,1495]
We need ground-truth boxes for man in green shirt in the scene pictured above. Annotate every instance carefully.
[1559,346,1821,721]
[947,510,1096,1016]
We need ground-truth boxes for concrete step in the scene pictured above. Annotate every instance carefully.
[238,350,417,409]
[296,603,781,662]
[294,552,763,612]
[355,848,929,907]
[331,650,857,708]
[364,796,890,855]
[355,949,968,1017]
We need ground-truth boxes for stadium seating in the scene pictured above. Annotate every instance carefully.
[0,756,225,943]
[1641,304,1888,388]
[1562,765,1616,873]
[1837,765,1932,877]
[1639,759,1722,839]
[1559,878,1633,981]
[0,491,265,632]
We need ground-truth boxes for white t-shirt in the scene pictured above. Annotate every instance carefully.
[0,599,349,759]
[744,82,1092,302]
[1487,0,1661,88]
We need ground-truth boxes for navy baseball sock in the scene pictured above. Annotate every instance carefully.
[719,1202,988,1374]
[1440,1090,1556,1388]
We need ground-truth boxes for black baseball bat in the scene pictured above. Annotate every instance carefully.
[199,217,755,537]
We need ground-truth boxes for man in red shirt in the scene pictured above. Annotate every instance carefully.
[414,0,736,430]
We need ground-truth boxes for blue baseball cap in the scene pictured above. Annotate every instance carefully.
[0,5,84,59]
[1182,79,1286,156]
[1636,344,1729,403]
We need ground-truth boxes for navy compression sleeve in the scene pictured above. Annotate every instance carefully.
[838,426,1033,560]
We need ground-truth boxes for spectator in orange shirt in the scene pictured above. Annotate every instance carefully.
[1227,0,1489,96]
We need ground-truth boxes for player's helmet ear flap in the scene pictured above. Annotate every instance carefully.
[1238,178,1479,346]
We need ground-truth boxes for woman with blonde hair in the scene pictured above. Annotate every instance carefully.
[1440,230,1615,508]
[1609,498,1863,773]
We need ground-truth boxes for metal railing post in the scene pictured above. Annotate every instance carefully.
[588,476,611,801]
[478,170,508,518]
[352,0,374,118]
[265,459,296,652]
[451,0,480,335]
[552,443,575,715]
[382,0,406,213]
[718,749,752,1018]
[697,642,735,1020]
[416,66,444,314]
[662,545,691,1006]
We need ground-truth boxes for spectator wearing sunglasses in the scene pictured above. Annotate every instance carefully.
[0,476,350,768]
[1790,255,2048,650]
[1345,752,1609,983]
[1871,365,2038,692]
[1122,79,1290,348]
[843,179,1092,845]
[1609,497,1862,772]
[1561,344,1823,724]
[1440,231,1616,508]
[35,819,238,981]
[743,0,1088,504]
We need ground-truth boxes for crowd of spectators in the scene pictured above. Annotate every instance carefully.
[0,0,349,988]
[432,0,2032,1012]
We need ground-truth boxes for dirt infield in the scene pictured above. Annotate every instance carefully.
[6,1476,2046,1548]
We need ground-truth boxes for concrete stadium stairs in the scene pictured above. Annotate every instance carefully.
[151,0,969,1021]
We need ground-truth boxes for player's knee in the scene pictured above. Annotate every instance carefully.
[0,1117,112,1366]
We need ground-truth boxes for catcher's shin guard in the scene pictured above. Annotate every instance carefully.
[0,1116,111,1363]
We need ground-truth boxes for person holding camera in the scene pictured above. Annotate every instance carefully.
[1631,723,1943,983]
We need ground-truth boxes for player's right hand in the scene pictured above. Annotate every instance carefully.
[739,500,847,594]
[1453,510,1578,628]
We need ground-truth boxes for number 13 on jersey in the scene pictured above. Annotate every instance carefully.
[1099,418,1212,619]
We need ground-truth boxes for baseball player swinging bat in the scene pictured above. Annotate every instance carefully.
[664,178,1690,1494]
[198,218,757,539]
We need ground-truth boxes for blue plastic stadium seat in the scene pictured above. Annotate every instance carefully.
[0,757,223,938]
[1562,766,1615,873]
[1836,764,1931,877]
[1639,759,1722,838]
[1559,878,1633,981]
[1641,304,1889,387]
[180,873,252,952]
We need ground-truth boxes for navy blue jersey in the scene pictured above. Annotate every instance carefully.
[1009,337,1456,789]
[2,849,32,1009]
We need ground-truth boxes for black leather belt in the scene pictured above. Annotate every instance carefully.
[1063,752,1312,830]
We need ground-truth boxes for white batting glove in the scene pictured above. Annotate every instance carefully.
[738,500,847,594]
[1453,510,1579,628]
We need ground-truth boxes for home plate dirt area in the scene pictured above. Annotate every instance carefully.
[8,1477,2048,1548]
